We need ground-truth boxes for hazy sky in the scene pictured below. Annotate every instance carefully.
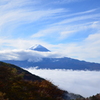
[0,0,100,63]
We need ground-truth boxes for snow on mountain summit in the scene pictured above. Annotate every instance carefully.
[29,44,50,52]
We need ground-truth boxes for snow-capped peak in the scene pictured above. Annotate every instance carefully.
[31,44,43,49]
[29,44,50,52]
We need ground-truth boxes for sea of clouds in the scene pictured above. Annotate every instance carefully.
[25,67,100,98]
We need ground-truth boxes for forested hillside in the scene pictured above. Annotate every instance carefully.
[0,61,99,100]
[76,94,100,100]
[0,62,64,100]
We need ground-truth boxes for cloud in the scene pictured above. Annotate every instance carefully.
[53,0,84,4]
[1,0,98,38]
[25,68,100,97]
[0,30,100,63]
[65,0,84,3]
[0,0,64,34]
[85,33,100,42]
[56,14,100,25]
[0,49,63,61]
[0,38,56,50]
[0,8,64,27]
[28,0,84,5]
[32,21,99,40]
[31,8,100,40]
[53,33,100,63]
[57,8,98,21]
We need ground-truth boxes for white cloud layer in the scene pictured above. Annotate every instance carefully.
[52,32,100,63]
[0,49,63,61]
[25,68,100,98]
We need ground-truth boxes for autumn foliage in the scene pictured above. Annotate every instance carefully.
[0,63,64,100]
[76,94,100,100]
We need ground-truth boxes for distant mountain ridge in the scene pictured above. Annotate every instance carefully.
[2,44,100,70]
[3,57,100,70]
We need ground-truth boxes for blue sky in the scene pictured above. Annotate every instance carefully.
[0,0,100,63]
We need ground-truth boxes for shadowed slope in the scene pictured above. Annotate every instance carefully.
[0,61,44,81]
[0,61,65,100]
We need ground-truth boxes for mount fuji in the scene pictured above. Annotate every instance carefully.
[2,44,100,70]
[29,44,50,52]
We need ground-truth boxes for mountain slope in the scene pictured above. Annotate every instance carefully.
[0,61,44,81]
[0,61,84,100]
[0,61,65,100]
